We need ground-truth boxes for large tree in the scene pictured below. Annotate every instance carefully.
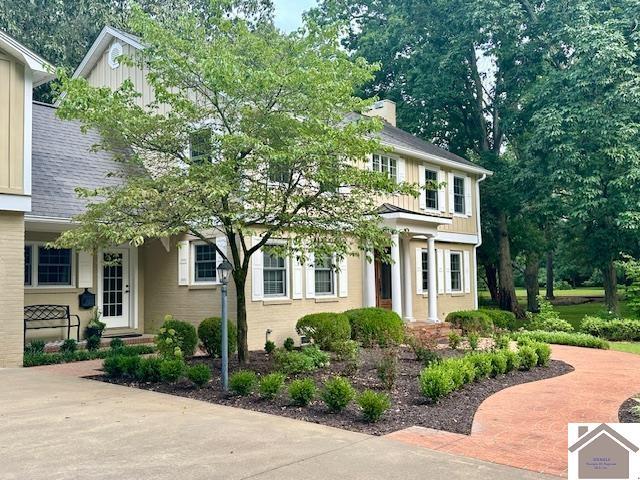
[53,2,416,363]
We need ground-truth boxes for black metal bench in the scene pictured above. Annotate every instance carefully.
[24,305,81,344]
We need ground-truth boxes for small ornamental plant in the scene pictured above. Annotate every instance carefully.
[60,338,77,354]
[258,373,286,399]
[321,376,355,412]
[288,378,316,406]
[518,345,538,371]
[187,364,211,388]
[356,390,391,423]
[135,356,163,382]
[532,342,551,367]
[229,370,257,396]
[283,337,295,351]
[467,333,479,351]
[109,338,124,350]
[159,358,185,383]
[264,340,276,354]
[448,332,461,350]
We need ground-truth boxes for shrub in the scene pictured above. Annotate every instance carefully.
[109,338,124,350]
[23,352,63,367]
[120,355,142,376]
[445,310,493,334]
[480,309,518,331]
[103,354,124,377]
[503,349,521,371]
[330,339,360,362]
[187,364,212,388]
[526,297,574,333]
[159,358,185,383]
[283,337,295,351]
[580,316,640,341]
[110,344,156,356]
[532,342,551,367]
[467,333,479,351]
[518,346,538,371]
[25,340,45,354]
[357,390,391,422]
[60,338,77,354]
[321,376,356,412]
[448,332,461,350]
[301,345,330,368]
[414,347,441,367]
[419,364,454,402]
[343,307,404,347]
[490,351,508,376]
[376,349,397,390]
[288,378,316,406]
[274,350,316,374]
[494,334,510,350]
[135,356,163,382]
[104,354,140,378]
[440,358,472,388]
[86,335,101,351]
[512,331,609,349]
[296,313,351,350]
[467,353,493,379]
[156,316,198,358]
[229,370,257,396]
[264,340,276,354]
[258,373,286,399]
[197,317,237,358]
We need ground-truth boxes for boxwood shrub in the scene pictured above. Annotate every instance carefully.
[198,317,237,358]
[343,307,404,347]
[288,378,316,406]
[479,309,518,331]
[321,376,356,412]
[296,312,351,350]
[445,310,493,334]
[512,330,609,349]
[356,390,391,422]
[274,349,316,374]
[580,316,640,341]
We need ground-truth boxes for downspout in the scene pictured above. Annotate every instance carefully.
[473,173,488,309]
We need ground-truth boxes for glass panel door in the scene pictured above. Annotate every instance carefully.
[101,249,130,328]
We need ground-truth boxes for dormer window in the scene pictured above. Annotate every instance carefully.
[108,42,123,69]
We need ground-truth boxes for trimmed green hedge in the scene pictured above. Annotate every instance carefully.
[198,317,237,358]
[23,344,156,367]
[580,316,640,341]
[156,316,198,357]
[479,309,518,331]
[512,330,609,349]
[445,310,493,334]
[296,312,351,350]
[344,307,405,347]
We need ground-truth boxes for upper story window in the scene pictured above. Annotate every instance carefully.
[450,251,462,292]
[314,255,335,296]
[194,244,216,283]
[453,175,466,214]
[190,128,213,164]
[425,168,438,210]
[263,251,287,297]
[372,154,397,181]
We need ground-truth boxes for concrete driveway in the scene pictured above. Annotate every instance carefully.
[0,368,554,480]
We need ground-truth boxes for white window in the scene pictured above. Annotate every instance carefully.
[453,176,466,214]
[194,244,216,283]
[450,251,463,292]
[189,128,212,163]
[421,250,429,291]
[372,154,397,181]
[25,243,74,287]
[314,255,335,296]
[263,251,287,297]
[425,168,438,210]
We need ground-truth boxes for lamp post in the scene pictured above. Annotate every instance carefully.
[217,259,233,391]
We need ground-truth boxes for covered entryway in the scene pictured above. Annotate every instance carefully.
[98,247,136,329]
[375,248,392,309]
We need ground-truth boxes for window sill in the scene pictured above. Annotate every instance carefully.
[315,297,339,303]
[188,284,219,290]
[453,213,470,218]
[263,298,292,306]
[25,287,81,294]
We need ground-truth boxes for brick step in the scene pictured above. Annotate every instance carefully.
[406,322,460,343]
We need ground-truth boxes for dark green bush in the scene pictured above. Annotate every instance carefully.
[197,317,237,358]
[103,354,126,377]
[187,364,211,388]
[274,349,316,374]
[301,345,330,368]
[445,310,493,334]
[60,338,77,354]
[111,344,156,356]
[23,352,62,367]
[467,353,493,379]
[296,313,351,350]
[490,351,508,376]
[264,340,276,354]
[503,349,521,371]
[414,347,441,367]
[288,378,316,406]
[109,338,124,350]
[258,373,286,399]
[159,358,185,382]
[512,330,609,349]
[357,390,391,422]
[120,355,142,376]
[23,344,156,368]
[480,309,518,331]
[448,331,461,350]
[85,309,106,350]
[419,364,454,402]
[86,335,101,351]
[321,376,356,412]
[229,370,257,396]
[580,316,640,341]
[135,356,163,382]
[156,316,198,358]
[343,307,404,347]
[518,345,538,370]
[532,342,551,367]
[25,339,46,354]
[284,337,295,351]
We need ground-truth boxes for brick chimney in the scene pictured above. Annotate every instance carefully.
[364,99,397,127]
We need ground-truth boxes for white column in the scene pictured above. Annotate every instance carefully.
[363,250,376,307]
[402,236,413,322]
[427,236,439,323]
[390,233,402,317]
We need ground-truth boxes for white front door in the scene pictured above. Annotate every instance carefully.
[100,248,131,328]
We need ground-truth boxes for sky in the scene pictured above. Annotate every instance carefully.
[273,0,318,32]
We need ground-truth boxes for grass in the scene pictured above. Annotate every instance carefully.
[479,287,606,299]
[609,342,640,355]
[555,301,631,329]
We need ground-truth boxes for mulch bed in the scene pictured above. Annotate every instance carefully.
[619,396,640,423]
[89,346,573,436]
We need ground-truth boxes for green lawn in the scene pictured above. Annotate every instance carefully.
[609,342,640,354]
[479,287,607,299]
[555,301,631,329]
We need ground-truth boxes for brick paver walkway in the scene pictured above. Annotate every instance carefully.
[387,345,640,477]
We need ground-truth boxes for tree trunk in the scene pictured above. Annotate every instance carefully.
[233,270,249,364]
[546,250,555,299]
[484,262,499,303]
[524,252,540,313]
[602,261,619,315]
[497,212,524,317]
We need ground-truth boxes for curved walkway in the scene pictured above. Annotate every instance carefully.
[387,345,640,477]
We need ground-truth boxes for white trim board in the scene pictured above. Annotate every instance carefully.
[381,142,492,176]
[0,30,54,86]
[434,232,479,245]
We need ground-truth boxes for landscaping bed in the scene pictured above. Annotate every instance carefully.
[90,346,572,435]
[618,395,640,423]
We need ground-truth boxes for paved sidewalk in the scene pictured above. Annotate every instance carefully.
[388,345,640,477]
[0,368,552,480]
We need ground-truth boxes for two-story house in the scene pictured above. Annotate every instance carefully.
[3,27,491,363]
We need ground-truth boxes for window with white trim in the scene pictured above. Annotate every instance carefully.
[194,244,216,283]
[453,175,466,214]
[314,255,334,295]
[421,250,429,291]
[425,168,438,209]
[24,245,32,286]
[263,251,287,297]
[372,154,397,181]
[24,244,74,287]
[190,128,212,164]
[450,251,462,292]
